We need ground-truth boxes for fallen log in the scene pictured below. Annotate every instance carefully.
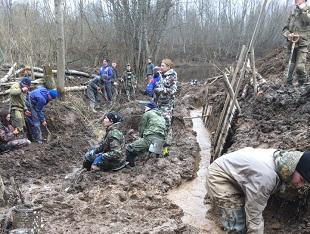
[0,63,17,83]
[64,86,87,92]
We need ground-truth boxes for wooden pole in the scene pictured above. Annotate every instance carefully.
[223,73,241,113]
[0,63,17,83]
[250,47,257,94]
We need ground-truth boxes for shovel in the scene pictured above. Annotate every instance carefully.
[44,125,52,142]
[285,34,300,82]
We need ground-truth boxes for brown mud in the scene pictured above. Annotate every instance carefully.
[0,48,309,233]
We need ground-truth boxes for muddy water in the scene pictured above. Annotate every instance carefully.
[168,109,222,233]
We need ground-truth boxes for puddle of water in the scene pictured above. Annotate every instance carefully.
[168,109,222,233]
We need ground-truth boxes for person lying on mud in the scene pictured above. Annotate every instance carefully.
[126,102,166,167]
[0,109,30,153]
[207,147,310,234]
[83,112,125,171]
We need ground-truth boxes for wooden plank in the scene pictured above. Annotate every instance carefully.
[250,47,257,94]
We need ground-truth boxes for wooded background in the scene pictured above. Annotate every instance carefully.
[0,0,291,77]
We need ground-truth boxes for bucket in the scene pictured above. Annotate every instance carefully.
[11,204,42,234]
[149,138,165,155]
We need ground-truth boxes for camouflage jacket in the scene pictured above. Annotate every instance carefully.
[282,5,310,48]
[10,82,27,111]
[95,122,125,163]
[139,109,166,139]
[88,76,104,91]
[122,71,136,88]
[154,69,177,106]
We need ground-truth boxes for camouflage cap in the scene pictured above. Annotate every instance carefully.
[274,150,303,182]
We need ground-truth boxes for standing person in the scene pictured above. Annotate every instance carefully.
[10,76,32,137]
[207,147,310,233]
[86,75,105,113]
[282,0,310,86]
[111,61,119,99]
[99,59,113,105]
[0,109,30,153]
[83,112,125,171]
[144,58,154,83]
[144,66,161,99]
[26,87,58,144]
[126,102,166,167]
[122,63,137,101]
[154,58,178,129]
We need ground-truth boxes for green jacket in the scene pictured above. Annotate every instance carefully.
[139,109,166,139]
[95,122,125,165]
[282,5,310,48]
[10,83,27,111]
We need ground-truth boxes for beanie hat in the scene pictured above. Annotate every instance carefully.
[296,152,310,183]
[106,112,123,124]
[153,66,160,74]
[21,76,32,87]
[274,150,303,182]
[145,102,157,110]
[48,89,58,99]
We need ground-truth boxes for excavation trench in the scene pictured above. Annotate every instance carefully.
[167,109,222,233]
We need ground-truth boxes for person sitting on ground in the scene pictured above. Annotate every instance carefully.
[83,112,125,171]
[144,66,161,99]
[10,75,32,138]
[126,102,166,167]
[0,109,30,153]
[26,87,58,144]
[207,147,310,233]
[122,63,137,101]
[86,75,106,113]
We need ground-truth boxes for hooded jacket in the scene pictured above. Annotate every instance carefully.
[27,87,50,123]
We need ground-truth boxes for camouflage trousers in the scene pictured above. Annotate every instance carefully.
[159,104,173,129]
[11,109,25,132]
[286,46,308,85]
[0,139,30,153]
[124,85,135,101]
[207,162,264,234]
[127,134,165,154]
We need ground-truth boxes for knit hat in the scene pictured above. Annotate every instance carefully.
[145,102,157,110]
[153,66,160,74]
[48,89,58,99]
[106,112,123,124]
[21,76,32,87]
[274,150,304,182]
[296,152,310,183]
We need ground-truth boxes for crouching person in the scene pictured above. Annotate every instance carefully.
[0,110,30,153]
[126,102,166,167]
[83,112,125,171]
[26,87,58,144]
[206,147,310,234]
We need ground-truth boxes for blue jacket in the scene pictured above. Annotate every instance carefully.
[27,87,49,122]
[145,74,161,97]
[99,65,113,82]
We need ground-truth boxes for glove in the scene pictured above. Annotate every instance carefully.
[84,149,96,161]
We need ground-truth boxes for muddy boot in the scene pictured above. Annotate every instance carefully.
[90,103,97,113]
[126,150,137,167]
[83,160,92,171]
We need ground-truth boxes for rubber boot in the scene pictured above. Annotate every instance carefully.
[126,150,137,167]
[90,103,97,113]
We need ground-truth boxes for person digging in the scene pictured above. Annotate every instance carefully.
[83,112,126,171]
[207,147,310,234]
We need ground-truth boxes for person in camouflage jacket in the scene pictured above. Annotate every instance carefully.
[207,147,310,234]
[154,59,177,129]
[282,0,310,85]
[83,112,125,171]
[126,102,166,167]
[122,63,137,101]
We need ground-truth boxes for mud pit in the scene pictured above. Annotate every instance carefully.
[0,48,309,233]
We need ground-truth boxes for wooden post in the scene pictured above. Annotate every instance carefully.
[223,73,241,113]
[250,47,257,94]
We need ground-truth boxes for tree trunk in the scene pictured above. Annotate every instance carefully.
[54,0,66,99]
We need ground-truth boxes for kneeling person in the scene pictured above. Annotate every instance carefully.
[126,102,166,167]
[83,112,125,171]
[207,147,310,233]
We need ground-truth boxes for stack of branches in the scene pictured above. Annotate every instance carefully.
[0,64,92,96]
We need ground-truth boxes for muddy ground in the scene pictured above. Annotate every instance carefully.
[0,48,309,233]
